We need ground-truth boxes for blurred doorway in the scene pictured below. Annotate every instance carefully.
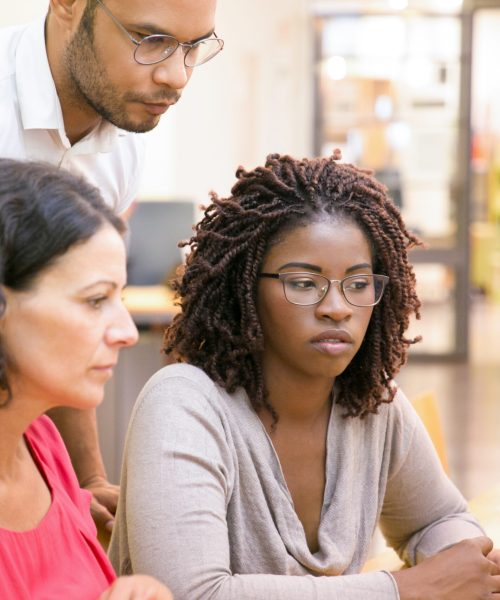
[470,4,500,317]
[312,0,470,358]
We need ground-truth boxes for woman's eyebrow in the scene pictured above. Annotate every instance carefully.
[345,262,372,273]
[277,262,373,273]
[78,280,118,293]
[277,262,321,272]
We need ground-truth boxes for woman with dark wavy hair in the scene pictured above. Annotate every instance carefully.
[111,152,500,599]
[0,158,173,600]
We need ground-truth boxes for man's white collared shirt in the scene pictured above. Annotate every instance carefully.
[0,19,145,214]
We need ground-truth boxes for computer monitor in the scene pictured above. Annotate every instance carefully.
[126,200,196,286]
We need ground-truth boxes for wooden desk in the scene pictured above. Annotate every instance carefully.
[363,484,500,572]
[123,285,179,326]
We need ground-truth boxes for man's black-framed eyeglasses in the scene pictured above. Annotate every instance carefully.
[96,0,224,67]
[258,272,390,307]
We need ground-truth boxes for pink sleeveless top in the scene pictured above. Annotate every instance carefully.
[0,416,116,599]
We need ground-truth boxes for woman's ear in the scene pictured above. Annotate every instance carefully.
[0,285,9,322]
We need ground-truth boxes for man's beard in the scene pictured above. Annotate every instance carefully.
[64,18,175,133]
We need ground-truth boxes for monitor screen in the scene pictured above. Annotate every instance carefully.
[126,200,196,286]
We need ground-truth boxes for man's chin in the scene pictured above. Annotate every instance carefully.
[107,114,161,134]
[94,103,162,133]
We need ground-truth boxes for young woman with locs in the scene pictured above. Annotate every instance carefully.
[111,150,500,599]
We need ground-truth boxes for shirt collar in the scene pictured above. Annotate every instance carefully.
[15,18,123,152]
[16,19,64,133]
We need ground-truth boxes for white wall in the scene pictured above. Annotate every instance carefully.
[2,0,314,203]
[141,0,314,202]
[2,3,48,23]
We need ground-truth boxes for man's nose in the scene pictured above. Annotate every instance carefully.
[151,48,190,91]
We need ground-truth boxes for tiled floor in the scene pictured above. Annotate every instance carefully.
[396,298,500,499]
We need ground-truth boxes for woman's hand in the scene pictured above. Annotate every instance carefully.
[392,536,500,600]
[99,575,173,600]
[488,547,500,570]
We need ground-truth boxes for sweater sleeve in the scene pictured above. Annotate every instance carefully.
[379,390,485,565]
[116,374,400,600]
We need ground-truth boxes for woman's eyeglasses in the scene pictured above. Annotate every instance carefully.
[258,272,389,307]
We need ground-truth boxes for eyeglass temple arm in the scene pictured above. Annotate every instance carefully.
[96,0,141,45]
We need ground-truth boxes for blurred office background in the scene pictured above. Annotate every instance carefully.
[5,0,500,497]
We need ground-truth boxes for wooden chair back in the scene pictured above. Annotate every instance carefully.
[411,390,449,474]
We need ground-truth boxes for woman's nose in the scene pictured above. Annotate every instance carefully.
[107,305,139,348]
[314,281,353,321]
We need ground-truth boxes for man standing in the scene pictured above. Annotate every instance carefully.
[0,0,222,531]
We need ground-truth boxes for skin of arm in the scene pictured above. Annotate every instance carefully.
[47,406,118,532]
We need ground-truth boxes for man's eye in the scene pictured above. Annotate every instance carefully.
[133,31,150,40]
[141,35,176,49]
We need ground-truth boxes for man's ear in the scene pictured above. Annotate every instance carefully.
[48,0,82,27]
[47,0,89,40]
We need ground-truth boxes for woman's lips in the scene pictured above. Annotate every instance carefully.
[90,364,116,378]
[310,329,353,356]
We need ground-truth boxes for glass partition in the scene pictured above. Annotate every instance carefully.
[470,8,500,304]
[312,1,469,356]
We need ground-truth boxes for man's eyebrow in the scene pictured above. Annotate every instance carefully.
[133,22,215,43]
[189,30,216,44]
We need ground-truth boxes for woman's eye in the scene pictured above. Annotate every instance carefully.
[346,280,369,292]
[289,278,316,290]
[87,296,107,309]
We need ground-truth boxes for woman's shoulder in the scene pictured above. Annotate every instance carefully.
[385,385,420,428]
[26,414,68,457]
[25,416,87,510]
[130,363,230,426]
[342,384,420,445]
[144,362,216,389]
[129,363,255,441]
[367,384,425,457]
[138,363,221,404]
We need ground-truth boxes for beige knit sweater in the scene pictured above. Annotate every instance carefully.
[109,363,483,599]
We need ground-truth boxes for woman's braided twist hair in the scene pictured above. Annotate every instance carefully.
[164,151,422,421]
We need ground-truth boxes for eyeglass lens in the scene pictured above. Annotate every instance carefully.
[135,36,223,66]
[282,274,386,306]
